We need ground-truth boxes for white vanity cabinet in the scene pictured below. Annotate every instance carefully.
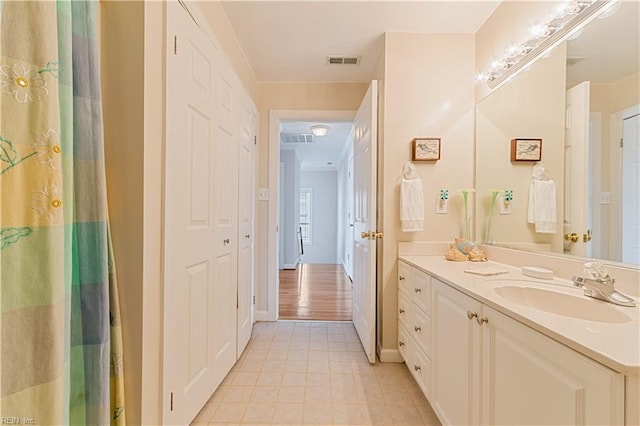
[430,276,624,425]
[397,261,432,398]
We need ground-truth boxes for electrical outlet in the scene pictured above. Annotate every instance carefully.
[436,189,449,214]
[499,195,511,215]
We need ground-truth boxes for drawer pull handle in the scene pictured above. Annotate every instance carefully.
[476,316,488,325]
[414,287,422,293]
[399,340,405,347]
[414,325,421,332]
[223,238,230,245]
[399,276,405,281]
[414,365,421,372]
[466,311,478,320]
[399,308,405,314]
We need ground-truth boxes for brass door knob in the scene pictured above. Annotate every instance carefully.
[361,231,371,239]
[564,233,579,243]
[583,230,592,242]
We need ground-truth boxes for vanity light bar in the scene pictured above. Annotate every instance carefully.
[478,0,619,90]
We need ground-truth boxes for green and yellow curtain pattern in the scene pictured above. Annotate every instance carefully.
[0,1,125,424]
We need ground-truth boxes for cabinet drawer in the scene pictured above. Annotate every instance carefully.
[412,306,432,357]
[412,268,431,314]
[398,290,411,328]
[398,322,411,363]
[398,261,411,294]
[411,346,432,398]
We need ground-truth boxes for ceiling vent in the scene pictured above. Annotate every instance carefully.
[326,55,361,65]
[281,133,314,144]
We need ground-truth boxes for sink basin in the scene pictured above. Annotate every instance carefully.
[485,280,633,324]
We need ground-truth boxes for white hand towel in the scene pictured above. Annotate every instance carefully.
[400,176,424,232]
[527,179,557,233]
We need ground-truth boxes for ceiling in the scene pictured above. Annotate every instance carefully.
[220,1,501,169]
[220,1,501,82]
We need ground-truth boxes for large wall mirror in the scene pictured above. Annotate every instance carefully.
[475,0,640,266]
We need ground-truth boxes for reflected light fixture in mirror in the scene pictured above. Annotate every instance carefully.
[477,0,619,90]
[310,125,329,137]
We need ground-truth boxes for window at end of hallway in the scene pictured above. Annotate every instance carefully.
[300,188,312,245]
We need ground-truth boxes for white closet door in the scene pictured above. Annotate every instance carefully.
[164,2,217,422]
[237,99,256,356]
[211,56,240,389]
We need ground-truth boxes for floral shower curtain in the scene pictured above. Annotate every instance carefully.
[0,1,125,425]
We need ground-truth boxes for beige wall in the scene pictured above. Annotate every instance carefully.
[101,1,165,424]
[379,33,476,353]
[198,1,257,99]
[475,45,566,252]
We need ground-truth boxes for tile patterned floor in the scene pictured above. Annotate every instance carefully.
[191,321,441,425]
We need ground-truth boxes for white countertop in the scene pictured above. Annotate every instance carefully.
[399,255,640,376]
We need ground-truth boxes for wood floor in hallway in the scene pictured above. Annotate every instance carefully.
[279,264,352,321]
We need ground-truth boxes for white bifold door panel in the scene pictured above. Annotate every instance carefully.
[164,2,255,424]
[352,81,379,364]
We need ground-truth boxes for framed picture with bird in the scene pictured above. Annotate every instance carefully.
[511,138,542,162]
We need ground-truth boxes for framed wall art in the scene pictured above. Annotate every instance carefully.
[412,138,441,161]
[510,138,542,162]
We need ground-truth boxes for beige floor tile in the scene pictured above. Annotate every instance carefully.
[266,349,288,361]
[302,402,333,424]
[361,404,394,425]
[210,402,248,423]
[329,341,348,352]
[307,360,330,373]
[248,340,271,351]
[251,385,280,403]
[306,372,330,387]
[330,360,353,373]
[277,386,305,403]
[210,385,229,403]
[222,386,254,402]
[272,403,304,424]
[256,371,283,386]
[270,340,291,351]
[190,401,218,424]
[309,341,328,351]
[289,340,309,351]
[238,358,265,373]
[389,403,425,425]
[331,384,359,404]
[232,372,259,386]
[263,359,286,372]
[304,386,332,403]
[307,351,329,362]
[241,402,276,424]
[284,359,307,372]
[328,333,346,342]
[332,404,363,425]
[281,372,306,387]
[287,350,309,361]
[244,350,268,360]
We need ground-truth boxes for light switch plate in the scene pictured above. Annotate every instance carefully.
[258,188,269,201]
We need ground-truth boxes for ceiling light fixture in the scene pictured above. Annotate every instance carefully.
[476,0,619,90]
[310,125,329,137]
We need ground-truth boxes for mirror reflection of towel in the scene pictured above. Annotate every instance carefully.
[527,179,557,233]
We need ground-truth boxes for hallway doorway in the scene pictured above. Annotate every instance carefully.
[279,264,352,321]
[276,116,355,321]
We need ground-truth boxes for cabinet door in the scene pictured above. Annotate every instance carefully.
[398,322,411,363]
[482,306,624,426]
[431,279,482,426]
[398,290,411,329]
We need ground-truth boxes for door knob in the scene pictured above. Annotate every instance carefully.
[583,230,592,242]
[223,238,230,245]
[564,233,579,243]
[361,231,371,239]
[244,234,250,239]
[399,308,405,314]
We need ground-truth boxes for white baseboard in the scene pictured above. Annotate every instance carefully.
[282,263,297,270]
[253,311,270,322]
[377,344,404,363]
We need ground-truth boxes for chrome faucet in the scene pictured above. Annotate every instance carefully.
[572,262,636,307]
